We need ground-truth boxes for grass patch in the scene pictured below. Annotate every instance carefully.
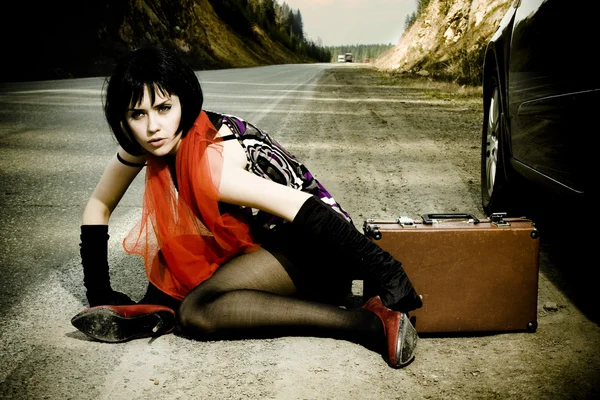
[369,68,482,98]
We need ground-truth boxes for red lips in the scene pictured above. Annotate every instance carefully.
[149,138,166,147]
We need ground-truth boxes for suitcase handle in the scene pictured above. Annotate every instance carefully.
[421,213,480,224]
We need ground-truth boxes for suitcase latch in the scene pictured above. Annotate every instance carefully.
[363,219,382,240]
[397,216,416,227]
[490,212,510,227]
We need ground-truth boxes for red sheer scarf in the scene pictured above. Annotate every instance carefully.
[123,111,259,300]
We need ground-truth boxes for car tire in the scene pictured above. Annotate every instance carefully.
[481,72,514,216]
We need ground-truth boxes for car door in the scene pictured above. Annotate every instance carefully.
[507,0,597,194]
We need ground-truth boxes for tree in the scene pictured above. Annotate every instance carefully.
[417,0,431,16]
[208,0,253,36]
[262,0,276,29]
[405,12,417,30]
[292,9,304,40]
[277,1,291,26]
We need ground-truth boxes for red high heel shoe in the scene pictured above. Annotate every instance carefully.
[71,304,176,343]
[362,295,419,368]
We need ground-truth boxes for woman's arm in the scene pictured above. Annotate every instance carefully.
[79,147,146,307]
[82,148,146,224]
[215,122,311,221]
[218,161,311,222]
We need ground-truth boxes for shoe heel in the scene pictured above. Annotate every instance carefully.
[397,313,419,367]
[151,310,176,335]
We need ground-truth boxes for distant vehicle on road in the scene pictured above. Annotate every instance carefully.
[345,53,353,62]
[480,0,597,216]
[337,55,345,63]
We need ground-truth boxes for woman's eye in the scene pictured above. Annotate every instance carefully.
[159,105,172,113]
[130,111,144,119]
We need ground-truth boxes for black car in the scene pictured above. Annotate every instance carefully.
[480,0,597,216]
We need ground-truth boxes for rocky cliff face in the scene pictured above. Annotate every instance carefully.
[3,0,305,82]
[375,0,512,85]
[4,0,510,84]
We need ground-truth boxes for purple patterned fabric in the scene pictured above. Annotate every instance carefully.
[206,110,352,232]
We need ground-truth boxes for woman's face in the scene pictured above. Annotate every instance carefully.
[126,85,183,156]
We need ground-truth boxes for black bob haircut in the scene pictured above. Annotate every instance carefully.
[103,47,203,155]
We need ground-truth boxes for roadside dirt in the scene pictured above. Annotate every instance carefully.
[273,65,600,399]
[4,65,597,400]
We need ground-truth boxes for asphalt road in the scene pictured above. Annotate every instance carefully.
[0,63,334,310]
[1,64,598,399]
[0,64,337,397]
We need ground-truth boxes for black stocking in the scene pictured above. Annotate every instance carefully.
[177,247,384,351]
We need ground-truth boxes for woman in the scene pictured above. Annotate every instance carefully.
[71,47,423,368]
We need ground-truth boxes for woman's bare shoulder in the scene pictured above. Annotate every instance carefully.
[216,124,247,169]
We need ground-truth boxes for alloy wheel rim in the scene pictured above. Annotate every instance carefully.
[485,87,500,198]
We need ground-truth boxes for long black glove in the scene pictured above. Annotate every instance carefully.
[292,196,423,312]
[80,225,135,307]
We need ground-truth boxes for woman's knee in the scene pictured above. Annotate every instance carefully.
[177,287,221,336]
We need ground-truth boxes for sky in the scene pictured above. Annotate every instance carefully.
[281,0,418,46]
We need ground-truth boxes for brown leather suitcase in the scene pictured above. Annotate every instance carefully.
[363,213,540,334]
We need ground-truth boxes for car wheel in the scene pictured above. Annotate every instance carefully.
[481,73,513,216]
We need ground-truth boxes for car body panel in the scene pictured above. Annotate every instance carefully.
[484,0,596,199]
